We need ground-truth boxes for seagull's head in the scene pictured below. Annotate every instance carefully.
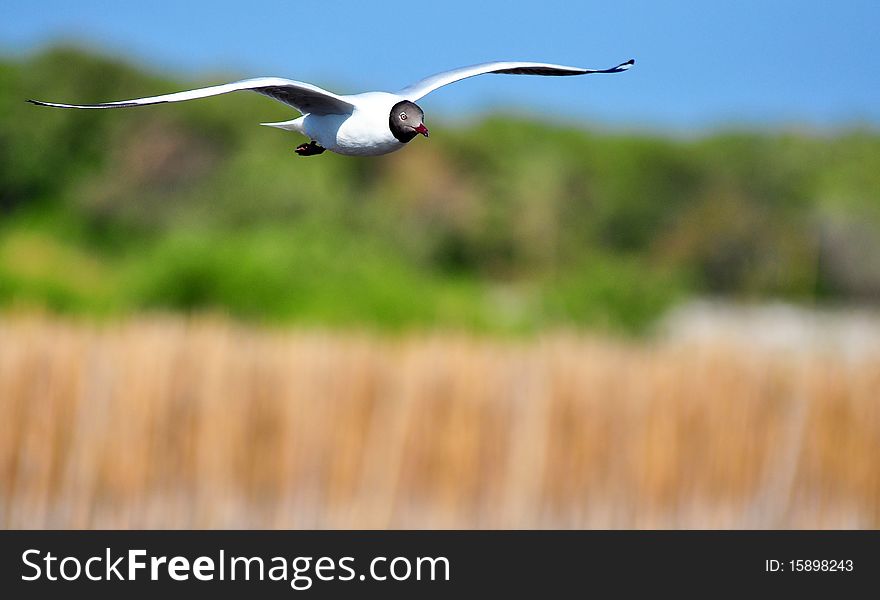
[389,100,429,143]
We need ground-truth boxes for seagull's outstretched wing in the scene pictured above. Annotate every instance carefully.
[398,59,634,102]
[28,77,356,115]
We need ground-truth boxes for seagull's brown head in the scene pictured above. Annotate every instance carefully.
[389,100,429,143]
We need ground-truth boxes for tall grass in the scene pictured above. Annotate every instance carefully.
[1,314,878,528]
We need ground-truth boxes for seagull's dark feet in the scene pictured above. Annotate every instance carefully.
[295,141,326,156]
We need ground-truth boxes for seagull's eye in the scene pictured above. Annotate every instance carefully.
[399,112,407,120]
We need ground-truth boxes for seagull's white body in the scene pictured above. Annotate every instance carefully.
[269,92,406,156]
[28,59,634,157]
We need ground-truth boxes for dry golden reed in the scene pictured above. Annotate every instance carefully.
[1,314,878,529]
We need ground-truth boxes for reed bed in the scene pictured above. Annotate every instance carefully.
[1,314,878,528]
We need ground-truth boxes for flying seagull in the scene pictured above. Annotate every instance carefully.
[28,59,634,157]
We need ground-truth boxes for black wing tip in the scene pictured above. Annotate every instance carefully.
[27,99,66,107]
[611,59,635,73]
[24,99,143,109]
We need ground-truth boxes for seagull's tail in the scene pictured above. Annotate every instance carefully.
[260,118,304,132]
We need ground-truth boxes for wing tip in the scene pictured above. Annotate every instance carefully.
[607,58,635,73]
[27,99,72,108]
[24,99,144,109]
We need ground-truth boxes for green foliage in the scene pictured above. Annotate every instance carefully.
[1,47,878,333]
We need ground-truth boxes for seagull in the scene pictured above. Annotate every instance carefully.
[28,58,634,157]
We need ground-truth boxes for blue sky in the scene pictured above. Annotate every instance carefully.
[2,1,878,131]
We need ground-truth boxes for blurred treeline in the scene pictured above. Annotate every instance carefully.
[1,47,879,332]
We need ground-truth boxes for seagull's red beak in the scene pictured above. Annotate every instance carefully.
[414,123,429,138]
